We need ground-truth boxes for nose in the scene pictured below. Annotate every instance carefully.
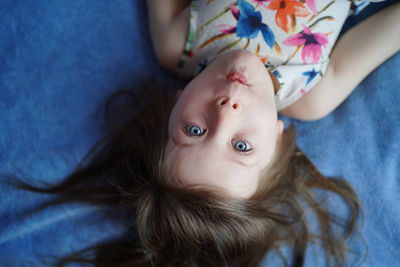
[215,96,240,110]
[211,96,241,142]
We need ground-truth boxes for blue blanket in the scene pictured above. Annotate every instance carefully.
[0,0,398,266]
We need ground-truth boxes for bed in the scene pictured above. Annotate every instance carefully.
[0,0,398,266]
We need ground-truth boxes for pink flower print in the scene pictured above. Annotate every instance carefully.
[215,24,237,34]
[306,0,318,16]
[229,3,240,20]
[283,24,328,64]
[252,0,271,9]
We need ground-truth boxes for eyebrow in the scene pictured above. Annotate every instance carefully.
[170,137,255,167]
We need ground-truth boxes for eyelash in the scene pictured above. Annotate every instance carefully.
[183,123,207,137]
[183,124,254,154]
[232,139,254,154]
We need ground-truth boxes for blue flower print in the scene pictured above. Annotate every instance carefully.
[236,0,275,48]
[272,70,282,79]
[197,58,210,74]
[302,68,320,85]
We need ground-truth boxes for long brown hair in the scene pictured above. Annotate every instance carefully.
[8,81,363,266]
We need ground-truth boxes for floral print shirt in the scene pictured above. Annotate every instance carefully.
[177,0,377,111]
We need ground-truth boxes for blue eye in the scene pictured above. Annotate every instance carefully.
[232,140,252,153]
[186,125,206,136]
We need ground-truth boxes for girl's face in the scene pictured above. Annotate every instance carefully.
[166,50,284,199]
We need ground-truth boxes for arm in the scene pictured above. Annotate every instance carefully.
[280,3,400,121]
[146,0,190,72]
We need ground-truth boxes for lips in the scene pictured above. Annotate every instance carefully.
[226,72,248,85]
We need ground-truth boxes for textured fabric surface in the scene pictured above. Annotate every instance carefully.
[0,0,398,266]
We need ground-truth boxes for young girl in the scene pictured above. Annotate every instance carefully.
[12,0,399,266]
[147,0,399,200]
[143,0,398,265]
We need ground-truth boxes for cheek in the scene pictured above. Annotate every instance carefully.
[168,104,181,136]
[251,113,277,144]
[174,89,199,112]
[250,107,276,127]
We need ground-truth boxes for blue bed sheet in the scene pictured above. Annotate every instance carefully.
[0,0,398,266]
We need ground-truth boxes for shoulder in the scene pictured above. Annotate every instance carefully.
[278,65,337,121]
